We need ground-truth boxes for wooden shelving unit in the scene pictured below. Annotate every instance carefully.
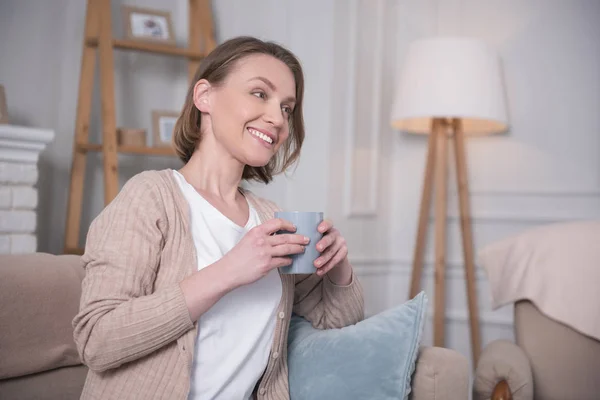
[86,38,206,59]
[64,0,216,255]
[78,143,176,156]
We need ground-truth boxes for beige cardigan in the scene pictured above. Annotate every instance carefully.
[72,169,364,400]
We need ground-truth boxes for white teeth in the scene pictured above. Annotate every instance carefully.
[249,128,273,144]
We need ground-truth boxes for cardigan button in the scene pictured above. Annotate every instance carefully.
[278,311,285,319]
[272,351,279,359]
[259,388,266,395]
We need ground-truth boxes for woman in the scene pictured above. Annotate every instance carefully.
[73,36,364,400]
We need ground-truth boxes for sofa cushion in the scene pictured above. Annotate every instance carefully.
[0,364,87,400]
[0,253,84,379]
[412,346,469,400]
[287,291,427,400]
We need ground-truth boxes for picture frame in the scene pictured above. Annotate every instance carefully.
[152,110,179,147]
[122,6,176,46]
[0,85,8,124]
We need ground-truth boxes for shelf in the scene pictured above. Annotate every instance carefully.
[64,247,84,256]
[78,143,176,156]
[86,38,205,60]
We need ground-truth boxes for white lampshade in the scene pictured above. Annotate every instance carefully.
[391,37,509,135]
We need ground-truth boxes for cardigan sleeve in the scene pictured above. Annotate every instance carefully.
[72,173,194,372]
[293,270,365,330]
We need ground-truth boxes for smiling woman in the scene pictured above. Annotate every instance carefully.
[173,37,305,184]
[72,36,364,400]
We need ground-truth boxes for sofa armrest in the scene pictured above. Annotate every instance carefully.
[473,339,533,400]
[409,346,469,400]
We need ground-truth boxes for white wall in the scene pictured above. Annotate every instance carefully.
[0,0,335,253]
[1,0,599,367]
[330,0,600,367]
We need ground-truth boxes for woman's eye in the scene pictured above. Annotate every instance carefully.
[282,106,293,114]
[252,91,266,99]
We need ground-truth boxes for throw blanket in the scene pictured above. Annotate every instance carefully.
[478,220,600,342]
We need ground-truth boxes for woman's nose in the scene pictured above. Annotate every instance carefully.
[263,102,285,127]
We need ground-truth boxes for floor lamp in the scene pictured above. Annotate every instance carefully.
[390,37,509,365]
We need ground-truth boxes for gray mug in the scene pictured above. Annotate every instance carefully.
[274,211,323,274]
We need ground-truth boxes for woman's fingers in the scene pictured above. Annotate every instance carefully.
[271,243,305,257]
[316,231,336,252]
[271,257,293,268]
[268,233,310,246]
[314,237,339,268]
[318,219,334,234]
[317,245,348,276]
[260,218,297,235]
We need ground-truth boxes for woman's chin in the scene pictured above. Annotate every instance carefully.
[245,158,272,168]
[242,148,277,168]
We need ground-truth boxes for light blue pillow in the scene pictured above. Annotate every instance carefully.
[287,291,427,400]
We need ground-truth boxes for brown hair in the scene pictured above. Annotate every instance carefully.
[172,36,305,184]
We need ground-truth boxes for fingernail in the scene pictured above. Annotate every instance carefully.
[304,236,310,244]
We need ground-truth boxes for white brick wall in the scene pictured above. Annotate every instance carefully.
[0,125,54,254]
[0,186,37,209]
[0,234,9,253]
[0,210,36,233]
[11,186,38,209]
[10,234,37,254]
[0,161,38,185]
[0,186,39,253]
[0,187,10,208]
[0,234,37,253]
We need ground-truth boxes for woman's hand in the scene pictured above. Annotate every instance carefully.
[221,218,309,289]
[313,220,353,285]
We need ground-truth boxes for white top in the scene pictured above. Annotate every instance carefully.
[172,170,283,400]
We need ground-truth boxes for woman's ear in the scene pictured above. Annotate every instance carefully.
[193,79,211,113]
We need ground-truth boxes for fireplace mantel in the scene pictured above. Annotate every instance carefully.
[0,124,54,254]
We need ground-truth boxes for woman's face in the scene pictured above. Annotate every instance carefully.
[199,54,297,167]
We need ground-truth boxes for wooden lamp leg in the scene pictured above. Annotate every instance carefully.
[409,118,482,363]
[409,119,440,299]
[452,118,481,365]
[433,120,449,347]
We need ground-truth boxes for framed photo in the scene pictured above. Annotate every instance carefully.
[0,85,8,124]
[122,6,176,46]
[152,110,179,147]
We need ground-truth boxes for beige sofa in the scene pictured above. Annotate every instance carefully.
[0,253,469,400]
[473,300,600,400]
[473,220,600,400]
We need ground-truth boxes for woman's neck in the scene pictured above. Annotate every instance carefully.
[178,137,245,204]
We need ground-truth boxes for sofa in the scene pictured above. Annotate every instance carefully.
[0,252,469,399]
[472,220,600,400]
[473,300,600,400]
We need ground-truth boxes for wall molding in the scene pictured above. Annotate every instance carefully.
[353,258,513,327]
[423,309,513,327]
[445,212,600,224]
[351,257,488,280]
[364,308,513,327]
[342,0,384,218]
[467,188,600,197]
